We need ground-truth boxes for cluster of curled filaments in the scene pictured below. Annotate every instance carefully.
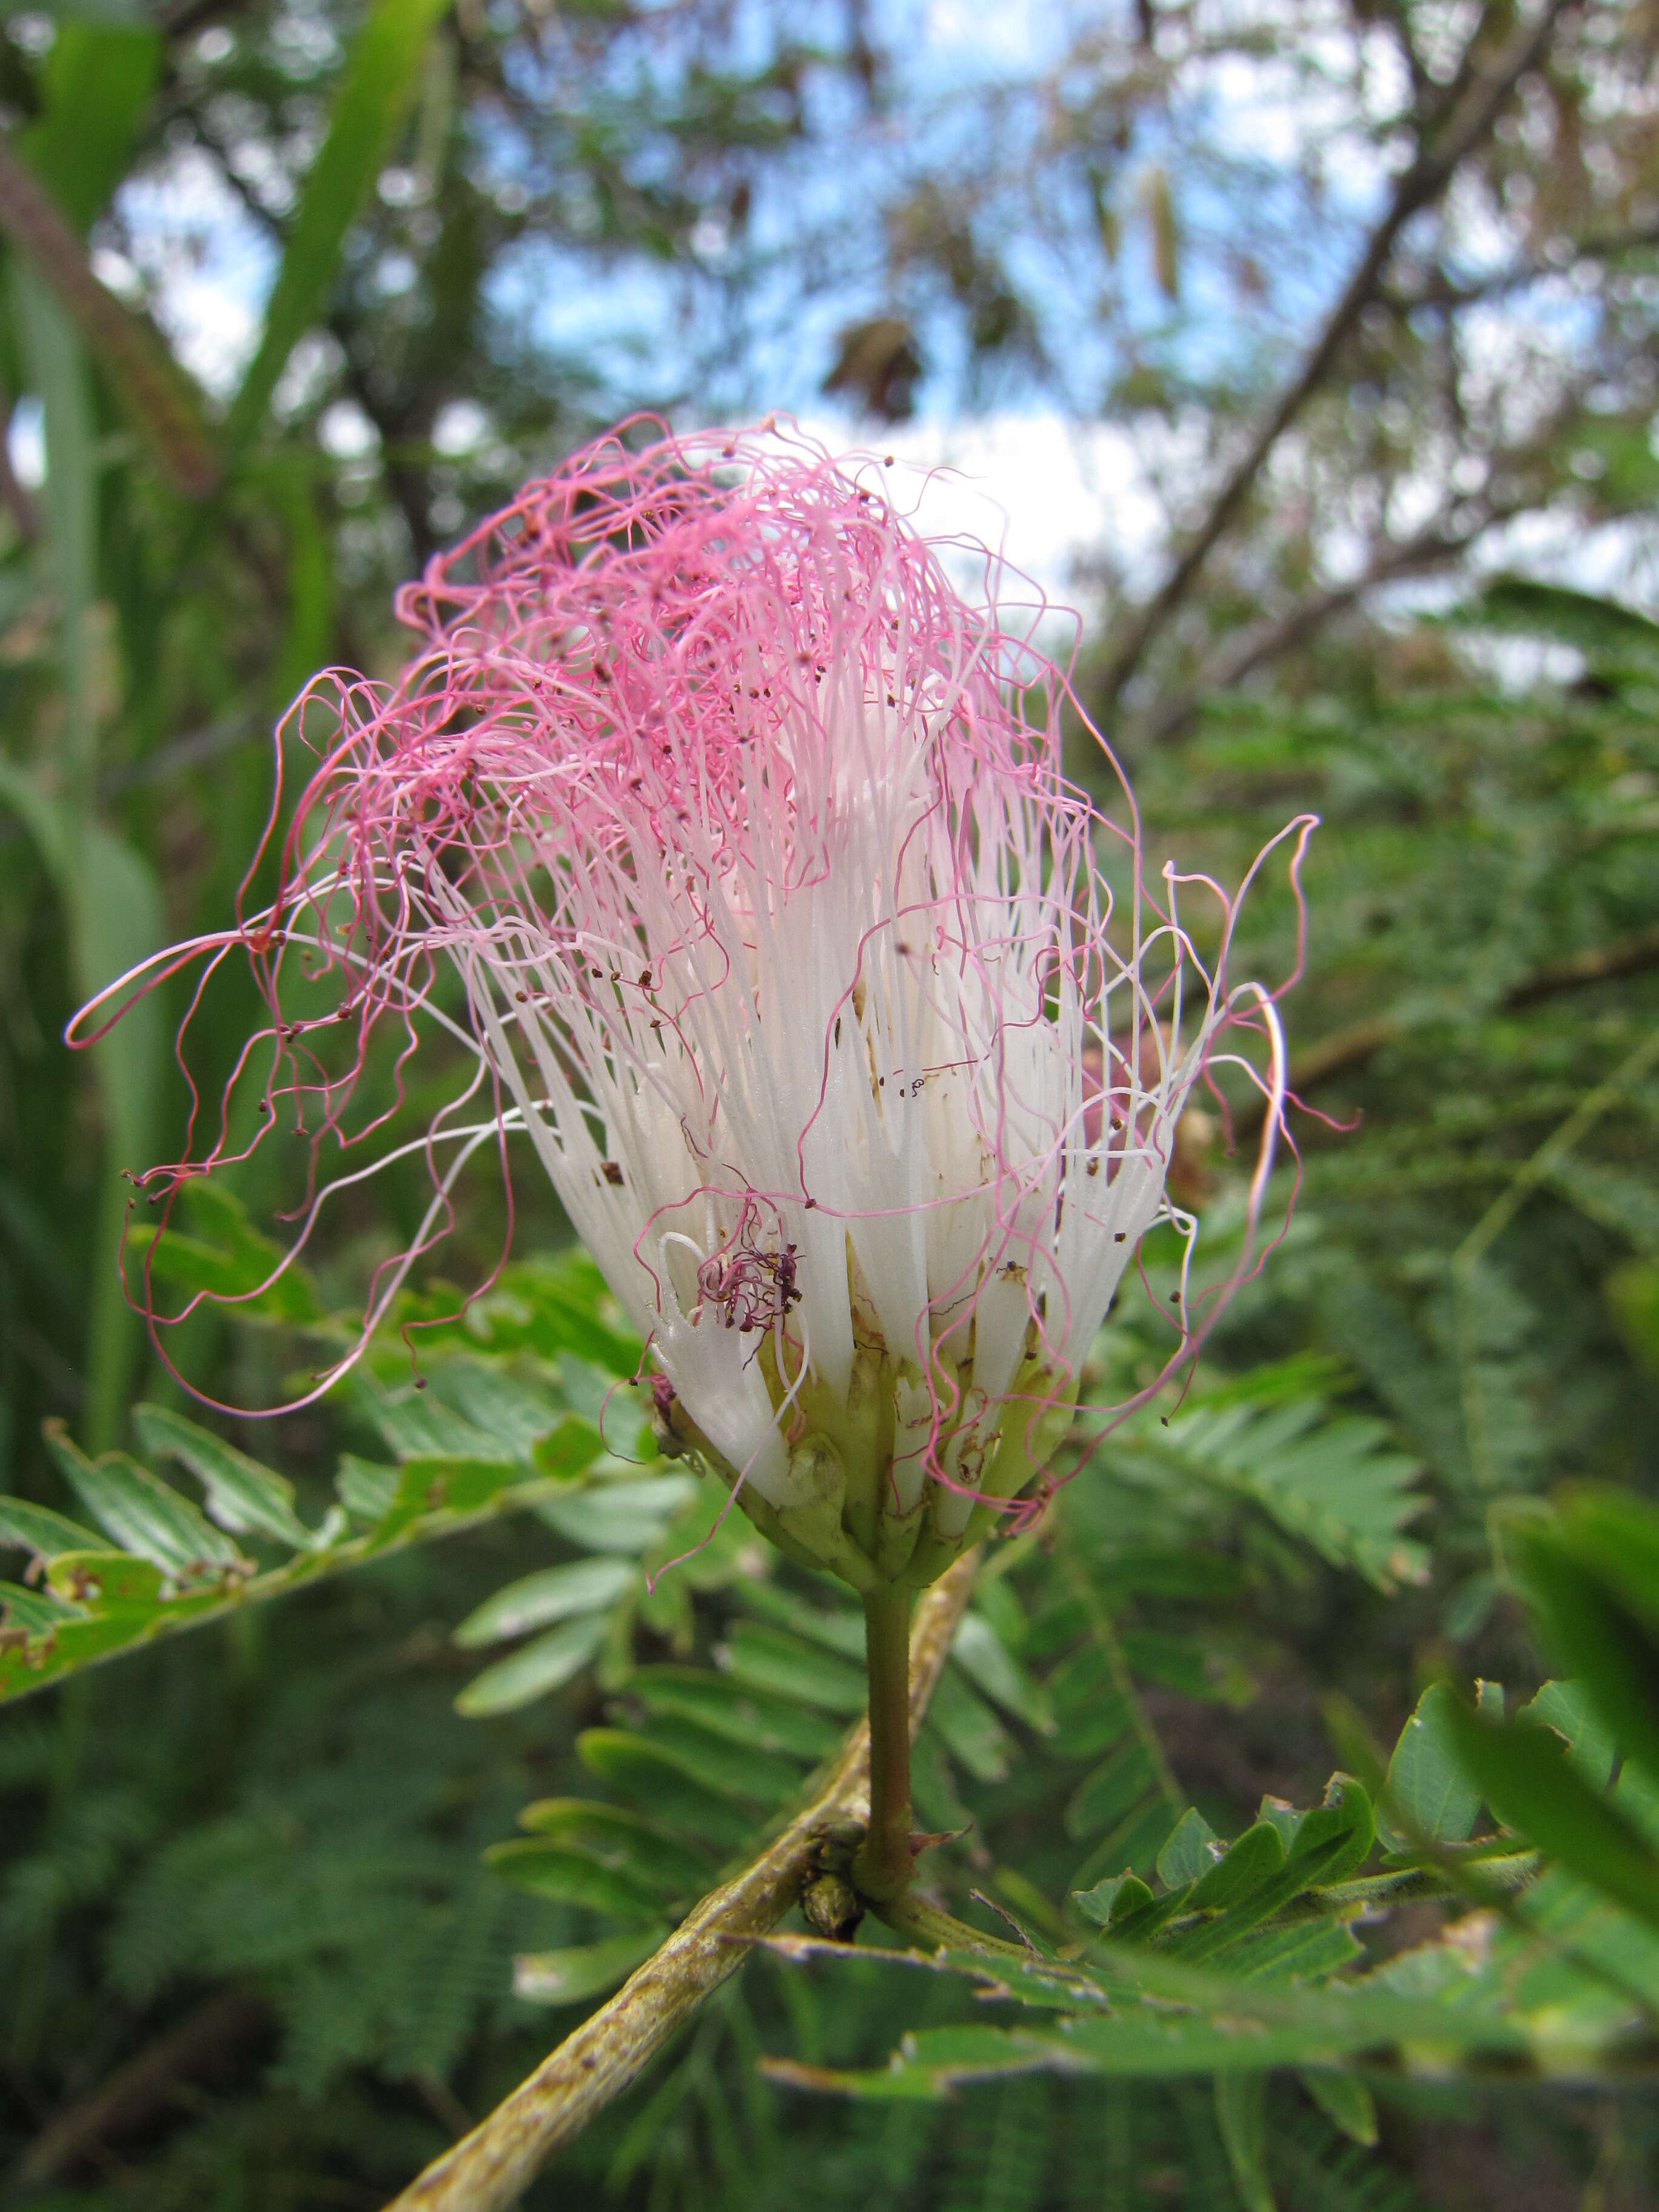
[73,421,1315,1588]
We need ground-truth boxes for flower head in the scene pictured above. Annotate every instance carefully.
[81,423,1313,1593]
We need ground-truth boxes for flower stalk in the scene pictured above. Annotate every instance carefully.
[852,1581,916,1902]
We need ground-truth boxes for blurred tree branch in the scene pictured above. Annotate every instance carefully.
[1382,216,1659,315]
[17,1991,271,2187]
[384,1549,982,2212]
[1134,501,1524,742]
[1094,0,1571,716]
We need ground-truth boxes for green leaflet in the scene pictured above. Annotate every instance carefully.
[514,1800,714,1896]
[1296,2067,1378,2147]
[514,1928,666,2008]
[927,1664,1016,1783]
[1381,1682,1481,1845]
[336,1458,400,1523]
[133,1403,337,1552]
[623,1709,806,1808]
[1215,2073,1275,2212]
[730,1576,866,1657]
[1186,1822,1287,1912]
[453,1556,639,1647]
[625,1666,843,1762]
[1446,1702,1659,1939]
[0,1257,685,1704]
[122,1214,324,1326]
[454,1615,610,1717]
[1506,1488,1659,1792]
[1156,1808,1224,1888]
[481,1253,645,1377]
[537,1475,699,1554]
[715,1618,867,1712]
[23,22,159,229]
[44,1424,248,1578]
[224,0,454,454]
[952,1609,1056,1733]
[575,1729,758,1851]
[1110,1392,1427,1592]
[1072,1873,1154,1931]
[1521,1681,1616,1790]
[0,1582,84,1635]
[483,1840,665,1924]
[0,1496,98,1561]
[1066,1740,1156,1840]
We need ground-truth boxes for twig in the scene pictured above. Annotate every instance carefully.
[1136,508,1507,742]
[1452,1024,1659,1276]
[383,1549,982,2212]
[16,1989,269,2185]
[1094,0,1569,711]
[1233,923,1659,1140]
[1505,923,1659,1009]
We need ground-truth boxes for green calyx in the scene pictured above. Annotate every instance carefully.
[654,1343,1079,1595]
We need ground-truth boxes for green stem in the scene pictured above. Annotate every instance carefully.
[851,1581,914,1902]
[869,1888,1037,1964]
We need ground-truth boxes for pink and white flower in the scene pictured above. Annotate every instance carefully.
[78,424,1313,1592]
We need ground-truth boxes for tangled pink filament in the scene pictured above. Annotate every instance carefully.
[72,418,1316,1523]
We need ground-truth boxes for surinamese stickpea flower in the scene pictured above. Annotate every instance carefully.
[82,424,1312,1601]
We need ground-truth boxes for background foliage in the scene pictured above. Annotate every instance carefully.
[2,1,1658,2205]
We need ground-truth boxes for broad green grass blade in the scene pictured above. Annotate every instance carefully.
[21,21,158,227]
[225,0,453,455]
[8,277,165,1447]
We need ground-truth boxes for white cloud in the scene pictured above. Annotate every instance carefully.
[794,410,1167,620]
